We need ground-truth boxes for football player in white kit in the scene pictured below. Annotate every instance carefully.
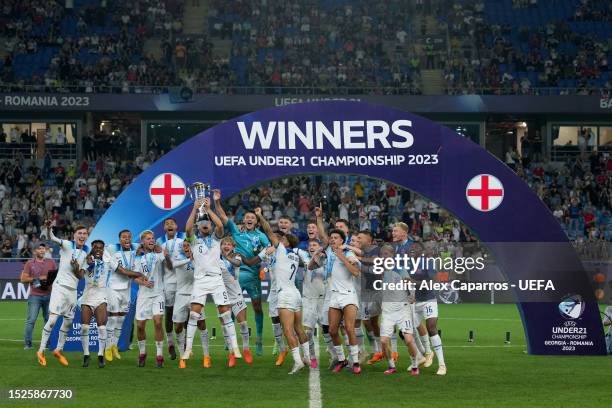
[37,220,89,367]
[301,238,327,369]
[104,229,142,362]
[376,244,420,376]
[254,207,310,374]
[134,230,167,368]
[179,197,240,369]
[315,206,362,374]
[336,220,367,363]
[354,230,384,365]
[410,241,447,375]
[156,218,185,360]
[79,240,111,368]
[306,241,338,369]
[172,240,211,368]
[219,236,253,364]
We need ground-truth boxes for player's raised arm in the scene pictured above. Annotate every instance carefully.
[185,198,204,238]
[212,189,229,225]
[45,219,63,246]
[254,207,278,247]
[315,204,328,247]
[204,198,224,238]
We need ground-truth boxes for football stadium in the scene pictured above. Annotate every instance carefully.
[0,1,611,407]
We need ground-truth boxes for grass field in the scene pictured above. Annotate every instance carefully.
[0,301,610,408]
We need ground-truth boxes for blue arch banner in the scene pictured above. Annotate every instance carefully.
[53,101,605,355]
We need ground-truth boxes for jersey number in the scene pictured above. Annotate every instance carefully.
[289,264,297,281]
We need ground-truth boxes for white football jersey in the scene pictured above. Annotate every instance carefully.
[53,240,89,289]
[135,251,165,298]
[325,247,360,295]
[259,243,300,291]
[172,253,194,295]
[191,234,222,279]
[106,243,138,290]
[83,257,111,289]
[156,233,185,285]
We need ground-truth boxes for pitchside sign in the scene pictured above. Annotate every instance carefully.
[50,101,605,355]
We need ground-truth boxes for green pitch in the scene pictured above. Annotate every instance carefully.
[0,302,609,408]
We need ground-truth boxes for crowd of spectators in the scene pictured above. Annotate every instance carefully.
[440,0,612,95]
[1,0,185,92]
[0,1,610,95]
[209,0,423,94]
[0,145,609,264]
[0,145,163,259]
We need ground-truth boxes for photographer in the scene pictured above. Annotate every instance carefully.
[20,243,56,350]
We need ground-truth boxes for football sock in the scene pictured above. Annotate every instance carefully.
[220,311,238,350]
[138,340,146,354]
[39,314,58,352]
[335,345,346,362]
[272,323,286,352]
[81,324,90,355]
[177,330,186,353]
[349,344,359,364]
[291,347,301,363]
[421,334,432,353]
[185,311,200,353]
[355,327,365,353]
[200,329,209,356]
[106,317,115,348]
[97,326,107,356]
[239,321,250,350]
[323,333,335,358]
[57,318,73,351]
[166,331,175,347]
[431,334,445,366]
[114,315,126,346]
[301,341,311,362]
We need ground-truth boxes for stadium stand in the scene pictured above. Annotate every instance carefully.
[1,0,608,95]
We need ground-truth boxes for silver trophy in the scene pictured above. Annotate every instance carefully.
[188,182,211,223]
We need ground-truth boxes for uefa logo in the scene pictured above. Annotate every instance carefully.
[558,294,585,319]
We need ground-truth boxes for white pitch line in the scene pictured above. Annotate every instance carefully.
[309,337,322,408]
